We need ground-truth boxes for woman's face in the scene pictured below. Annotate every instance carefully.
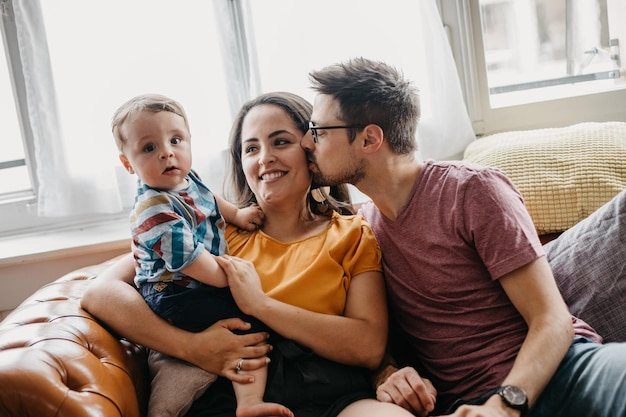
[240,104,312,209]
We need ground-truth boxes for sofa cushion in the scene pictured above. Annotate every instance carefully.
[0,264,148,417]
[463,122,626,235]
[545,188,626,343]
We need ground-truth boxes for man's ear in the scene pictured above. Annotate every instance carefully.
[361,124,384,154]
[119,154,135,174]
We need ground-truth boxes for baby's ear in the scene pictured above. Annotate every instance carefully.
[119,154,135,174]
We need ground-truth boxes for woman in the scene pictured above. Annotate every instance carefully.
[81,92,416,417]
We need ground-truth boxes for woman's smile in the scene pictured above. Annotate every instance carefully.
[260,171,286,181]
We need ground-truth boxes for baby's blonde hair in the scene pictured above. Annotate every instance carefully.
[111,93,190,151]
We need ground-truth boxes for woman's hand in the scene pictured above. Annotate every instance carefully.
[375,365,437,417]
[81,253,272,384]
[188,317,272,383]
[214,255,268,316]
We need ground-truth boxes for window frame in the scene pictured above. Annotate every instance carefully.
[1,0,48,237]
[1,0,37,201]
[0,0,248,238]
[440,0,626,136]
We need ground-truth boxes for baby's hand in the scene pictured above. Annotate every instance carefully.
[234,204,264,231]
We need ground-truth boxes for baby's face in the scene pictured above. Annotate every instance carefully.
[119,110,192,190]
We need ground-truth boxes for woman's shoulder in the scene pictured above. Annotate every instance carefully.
[328,211,377,240]
[330,210,368,225]
[327,212,382,269]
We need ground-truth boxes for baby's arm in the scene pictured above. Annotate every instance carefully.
[181,251,228,287]
[181,194,262,286]
[214,194,264,231]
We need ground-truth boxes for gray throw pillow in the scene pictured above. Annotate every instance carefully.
[545,188,626,343]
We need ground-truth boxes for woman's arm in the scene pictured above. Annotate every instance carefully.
[214,255,388,370]
[80,253,272,383]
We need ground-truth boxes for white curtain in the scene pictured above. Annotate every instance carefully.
[212,0,260,120]
[14,0,473,218]
[416,0,476,160]
[14,0,123,217]
[237,0,476,161]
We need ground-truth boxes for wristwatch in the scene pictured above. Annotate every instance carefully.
[495,385,528,416]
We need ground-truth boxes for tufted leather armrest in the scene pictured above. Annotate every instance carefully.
[0,260,149,417]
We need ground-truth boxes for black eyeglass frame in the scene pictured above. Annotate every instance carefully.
[308,121,366,143]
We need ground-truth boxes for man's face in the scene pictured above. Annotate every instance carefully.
[303,94,366,187]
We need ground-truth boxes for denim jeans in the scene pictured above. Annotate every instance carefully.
[140,281,267,333]
[531,337,626,417]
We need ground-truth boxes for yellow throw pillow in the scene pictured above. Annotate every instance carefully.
[463,122,626,235]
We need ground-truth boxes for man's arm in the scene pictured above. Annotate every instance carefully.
[445,256,573,416]
[80,253,271,383]
[473,256,573,414]
[376,257,573,417]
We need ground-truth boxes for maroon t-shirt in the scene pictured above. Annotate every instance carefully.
[360,160,598,410]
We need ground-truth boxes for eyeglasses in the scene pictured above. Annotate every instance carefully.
[308,121,365,143]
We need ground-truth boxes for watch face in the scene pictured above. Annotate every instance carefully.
[502,385,527,407]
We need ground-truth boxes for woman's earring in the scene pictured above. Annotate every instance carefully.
[311,187,329,213]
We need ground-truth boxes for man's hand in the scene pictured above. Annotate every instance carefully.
[446,394,519,417]
[375,365,437,417]
[182,317,272,384]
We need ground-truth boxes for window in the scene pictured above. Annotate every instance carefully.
[6,0,623,240]
[247,1,430,108]
[480,0,620,107]
[40,0,233,194]
[441,0,626,135]
[0,1,34,200]
[0,0,233,237]
[3,0,469,240]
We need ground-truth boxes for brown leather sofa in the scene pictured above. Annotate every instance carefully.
[0,259,149,417]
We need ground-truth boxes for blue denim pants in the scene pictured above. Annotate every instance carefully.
[531,337,626,417]
[139,281,267,334]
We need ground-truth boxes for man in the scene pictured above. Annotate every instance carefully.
[302,57,626,417]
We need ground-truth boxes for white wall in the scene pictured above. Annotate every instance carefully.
[0,222,130,312]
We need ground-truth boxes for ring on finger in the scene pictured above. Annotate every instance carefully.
[235,358,244,373]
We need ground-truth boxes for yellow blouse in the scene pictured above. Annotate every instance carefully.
[225,212,382,316]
